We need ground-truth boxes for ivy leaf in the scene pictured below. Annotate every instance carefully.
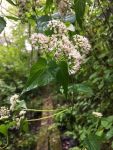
[74,0,86,27]
[0,17,6,33]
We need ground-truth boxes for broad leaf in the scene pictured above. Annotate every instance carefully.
[20,120,29,133]
[74,0,86,27]
[69,83,93,97]
[0,125,8,136]
[84,134,102,150]
[37,15,51,32]
[106,128,113,140]
[22,58,54,93]
[56,61,69,98]
[6,16,19,21]
[0,17,6,33]
[45,0,53,13]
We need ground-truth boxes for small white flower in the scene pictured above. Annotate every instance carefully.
[0,106,10,120]
[19,110,26,116]
[92,112,103,117]
[10,94,19,104]
[15,118,21,127]
[10,94,19,111]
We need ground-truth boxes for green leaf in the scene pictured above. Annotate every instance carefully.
[106,128,113,140]
[15,100,27,110]
[0,17,6,33]
[6,16,19,21]
[45,0,53,13]
[69,83,93,97]
[0,141,2,145]
[101,120,110,128]
[0,124,8,136]
[74,0,86,27]
[56,61,69,98]
[66,23,75,31]
[20,120,29,133]
[84,134,102,150]
[23,58,54,93]
[6,0,17,6]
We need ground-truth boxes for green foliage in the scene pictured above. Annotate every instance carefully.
[68,83,93,97]
[0,17,6,33]
[56,61,69,98]
[23,58,54,93]
[45,0,53,13]
[1,0,113,149]
[6,16,19,21]
[74,0,87,27]
[84,134,102,150]
[0,124,8,137]
[23,57,69,97]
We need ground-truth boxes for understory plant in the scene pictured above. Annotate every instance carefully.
[0,0,113,149]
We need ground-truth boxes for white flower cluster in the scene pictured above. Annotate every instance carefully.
[10,94,19,111]
[92,112,103,118]
[31,20,91,74]
[0,94,27,129]
[73,35,91,55]
[10,94,26,127]
[47,20,68,34]
[15,110,26,127]
[0,106,10,120]
[30,33,49,51]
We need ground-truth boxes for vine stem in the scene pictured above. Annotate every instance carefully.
[24,108,56,112]
[26,109,67,122]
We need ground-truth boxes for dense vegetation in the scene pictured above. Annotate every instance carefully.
[0,0,113,149]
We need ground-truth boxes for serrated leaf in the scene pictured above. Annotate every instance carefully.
[0,17,6,33]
